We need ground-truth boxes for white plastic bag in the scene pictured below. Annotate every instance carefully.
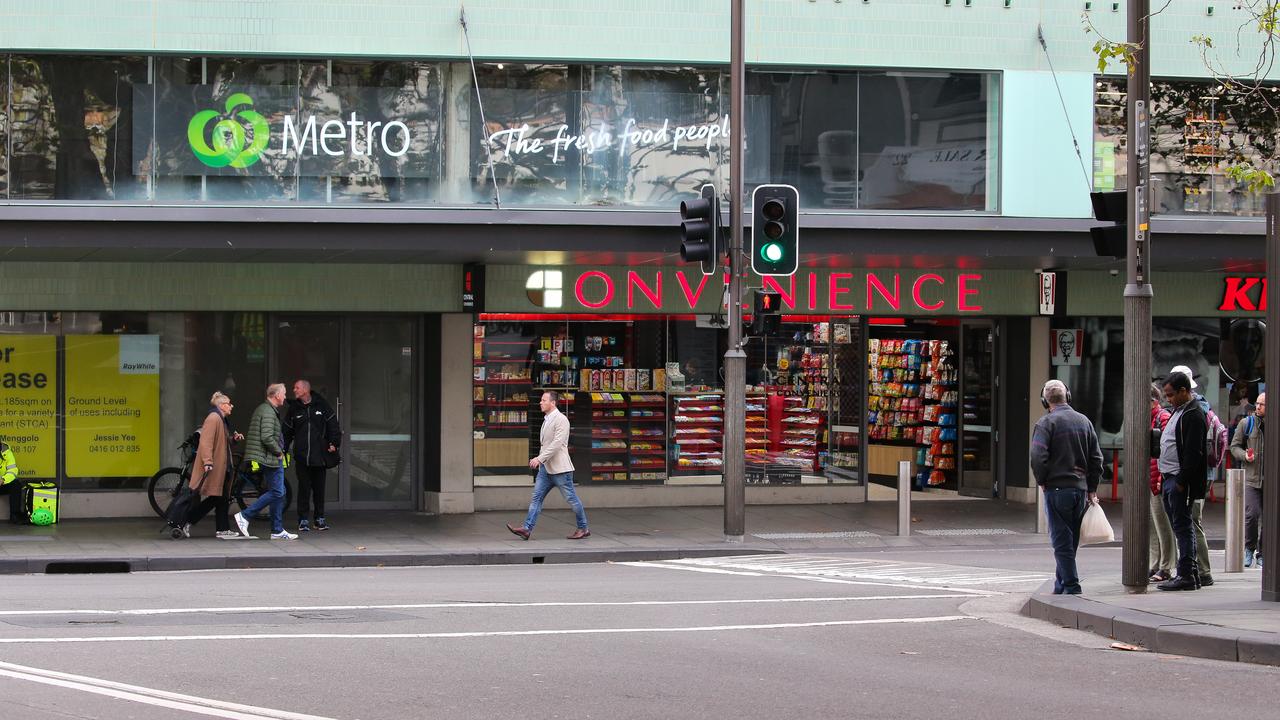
[1079,501,1115,545]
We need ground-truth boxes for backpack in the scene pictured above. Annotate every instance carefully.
[1205,408,1228,469]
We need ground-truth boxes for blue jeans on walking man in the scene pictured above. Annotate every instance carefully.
[522,465,588,532]
[1161,472,1198,579]
[242,465,286,535]
[1044,487,1088,594]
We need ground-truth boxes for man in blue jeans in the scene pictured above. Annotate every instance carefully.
[234,383,296,540]
[1030,380,1103,595]
[507,391,589,540]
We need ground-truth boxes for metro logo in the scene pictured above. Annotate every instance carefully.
[1218,276,1268,311]
[187,94,270,169]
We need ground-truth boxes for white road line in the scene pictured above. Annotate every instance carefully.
[0,660,337,720]
[628,561,1000,596]
[659,555,1050,588]
[0,593,975,619]
[0,615,972,645]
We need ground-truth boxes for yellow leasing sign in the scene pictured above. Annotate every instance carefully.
[65,335,160,478]
[0,336,58,478]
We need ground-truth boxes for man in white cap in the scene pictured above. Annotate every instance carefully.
[1169,364,1222,586]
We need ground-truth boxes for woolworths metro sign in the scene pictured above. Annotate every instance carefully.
[135,85,430,177]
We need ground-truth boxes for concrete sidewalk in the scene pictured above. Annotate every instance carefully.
[0,499,1055,574]
[1023,566,1280,667]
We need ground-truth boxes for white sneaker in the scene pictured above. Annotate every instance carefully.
[270,530,299,540]
[233,512,250,537]
[181,523,191,539]
[215,530,240,540]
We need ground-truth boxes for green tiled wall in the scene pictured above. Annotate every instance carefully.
[0,262,461,311]
[0,1,1273,78]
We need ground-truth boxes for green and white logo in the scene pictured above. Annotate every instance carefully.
[187,93,270,169]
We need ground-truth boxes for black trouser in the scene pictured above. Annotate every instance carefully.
[1161,472,1199,579]
[1245,485,1264,553]
[188,496,230,533]
[296,465,327,523]
[3,481,23,522]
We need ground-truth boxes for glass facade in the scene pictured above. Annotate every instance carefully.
[1094,77,1279,217]
[0,311,264,490]
[471,315,873,489]
[0,55,999,211]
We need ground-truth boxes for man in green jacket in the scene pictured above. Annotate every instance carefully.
[1,440,20,523]
[1230,392,1265,568]
[233,384,297,540]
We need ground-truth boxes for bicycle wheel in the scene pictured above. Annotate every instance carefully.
[147,468,185,518]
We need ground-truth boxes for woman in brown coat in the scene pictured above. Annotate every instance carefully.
[185,392,243,538]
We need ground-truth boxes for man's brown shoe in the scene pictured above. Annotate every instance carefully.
[567,529,591,540]
[506,523,530,540]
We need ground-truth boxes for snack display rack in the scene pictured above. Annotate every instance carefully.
[768,395,825,473]
[628,393,668,481]
[671,393,724,474]
[473,325,533,437]
[585,393,629,482]
[866,338,958,489]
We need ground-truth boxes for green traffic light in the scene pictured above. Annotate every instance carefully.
[761,242,783,262]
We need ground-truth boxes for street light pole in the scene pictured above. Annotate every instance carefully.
[1122,0,1153,592]
[724,0,746,541]
[1263,193,1279,602]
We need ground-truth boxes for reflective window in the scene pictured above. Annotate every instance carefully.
[746,70,998,211]
[1094,77,1278,217]
[7,55,148,200]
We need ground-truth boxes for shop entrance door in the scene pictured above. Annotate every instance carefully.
[959,321,997,498]
[272,316,416,512]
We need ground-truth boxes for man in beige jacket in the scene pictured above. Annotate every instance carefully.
[507,391,589,540]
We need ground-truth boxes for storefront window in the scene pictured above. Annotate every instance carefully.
[1094,77,1277,217]
[472,316,865,489]
[745,70,999,211]
[7,55,149,201]
[0,311,266,492]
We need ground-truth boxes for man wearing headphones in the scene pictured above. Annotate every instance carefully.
[1030,380,1103,595]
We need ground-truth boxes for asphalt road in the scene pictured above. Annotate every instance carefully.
[0,547,1275,720]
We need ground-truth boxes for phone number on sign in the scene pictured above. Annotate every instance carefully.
[87,444,141,454]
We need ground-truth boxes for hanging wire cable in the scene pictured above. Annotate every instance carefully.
[460,5,503,209]
[1038,24,1094,192]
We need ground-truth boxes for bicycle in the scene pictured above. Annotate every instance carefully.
[148,433,293,524]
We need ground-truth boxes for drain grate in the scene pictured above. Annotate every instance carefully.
[917,528,1018,536]
[752,531,878,540]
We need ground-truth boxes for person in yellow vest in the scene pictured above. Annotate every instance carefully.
[1,440,20,523]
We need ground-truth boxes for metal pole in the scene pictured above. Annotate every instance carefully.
[1121,0,1153,593]
[1225,468,1245,573]
[1263,193,1280,601]
[1036,486,1047,534]
[723,0,746,541]
[898,460,912,537]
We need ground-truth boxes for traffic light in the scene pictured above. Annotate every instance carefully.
[751,184,799,276]
[679,183,721,276]
[750,290,782,336]
[1089,191,1126,257]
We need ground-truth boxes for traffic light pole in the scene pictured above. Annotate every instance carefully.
[724,0,746,541]
[1122,0,1152,593]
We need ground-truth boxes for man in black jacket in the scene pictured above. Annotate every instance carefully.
[1157,372,1209,591]
[1030,380,1103,595]
[284,379,342,532]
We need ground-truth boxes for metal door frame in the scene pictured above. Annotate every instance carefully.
[959,319,999,499]
[268,313,419,511]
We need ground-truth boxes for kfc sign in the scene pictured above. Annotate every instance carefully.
[1219,277,1268,312]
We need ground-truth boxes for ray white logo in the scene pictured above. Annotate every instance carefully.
[187,92,413,166]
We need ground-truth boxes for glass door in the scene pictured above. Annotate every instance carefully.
[959,321,996,498]
[345,317,415,507]
[272,315,417,511]
[274,316,344,509]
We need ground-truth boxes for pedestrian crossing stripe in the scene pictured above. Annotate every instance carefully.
[651,555,1051,588]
